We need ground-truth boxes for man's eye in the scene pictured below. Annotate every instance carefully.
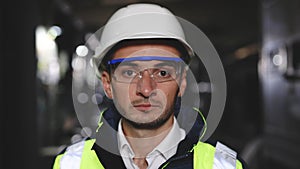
[122,70,137,77]
[158,70,170,77]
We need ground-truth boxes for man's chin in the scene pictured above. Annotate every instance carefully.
[122,112,172,130]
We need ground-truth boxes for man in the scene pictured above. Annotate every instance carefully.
[53,3,246,169]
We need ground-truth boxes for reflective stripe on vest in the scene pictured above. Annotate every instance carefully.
[214,142,237,169]
[60,140,85,169]
[193,141,243,169]
[54,139,243,169]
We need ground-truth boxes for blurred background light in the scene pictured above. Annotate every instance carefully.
[92,93,103,105]
[35,25,60,85]
[198,82,211,93]
[85,33,100,51]
[72,57,86,72]
[273,54,283,66]
[71,134,83,144]
[77,92,89,104]
[76,45,89,57]
[48,25,62,39]
[81,127,92,137]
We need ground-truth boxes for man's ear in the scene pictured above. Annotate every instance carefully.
[101,71,113,99]
[178,69,187,97]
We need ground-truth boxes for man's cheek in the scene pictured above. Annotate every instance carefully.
[115,85,131,97]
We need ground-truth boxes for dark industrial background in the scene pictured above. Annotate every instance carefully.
[1,0,300,169]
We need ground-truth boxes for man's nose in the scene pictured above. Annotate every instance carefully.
[136,70,156,97]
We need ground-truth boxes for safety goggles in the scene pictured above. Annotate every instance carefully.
[108,56,184,83]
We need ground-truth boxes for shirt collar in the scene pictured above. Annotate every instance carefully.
[117,120,134,158]
[151,117,185,159]
[117,117,186,160]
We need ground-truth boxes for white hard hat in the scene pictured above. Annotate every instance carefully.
[93,3,194,70]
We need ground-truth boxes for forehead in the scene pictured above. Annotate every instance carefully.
[112,44,181,59]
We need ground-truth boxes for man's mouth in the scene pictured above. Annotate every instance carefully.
[133,103,159,111]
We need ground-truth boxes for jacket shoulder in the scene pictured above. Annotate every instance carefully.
[52,138,95,169]
[194,141,246,169]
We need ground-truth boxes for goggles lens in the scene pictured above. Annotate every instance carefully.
[108,56,184,83]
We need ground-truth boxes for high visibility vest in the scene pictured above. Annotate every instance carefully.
[53,139,243,169]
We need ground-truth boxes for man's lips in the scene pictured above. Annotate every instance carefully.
[133,104,159,111]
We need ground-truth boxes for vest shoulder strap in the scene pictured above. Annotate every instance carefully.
[193,141,243,169]
[53,139,105,169]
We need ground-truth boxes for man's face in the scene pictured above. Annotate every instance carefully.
[101,43,187,129]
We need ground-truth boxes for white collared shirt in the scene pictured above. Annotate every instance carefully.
[117,117,186,169]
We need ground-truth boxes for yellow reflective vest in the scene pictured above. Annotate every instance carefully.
[53,139,243,169]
